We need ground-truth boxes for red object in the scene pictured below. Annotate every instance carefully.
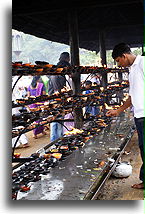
[13,153,21,158]
[20,186,31,192]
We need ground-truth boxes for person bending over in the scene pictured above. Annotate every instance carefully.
[106,43,144,189]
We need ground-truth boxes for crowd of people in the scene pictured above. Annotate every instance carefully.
[12,52,101,147]
[12,44,144,190]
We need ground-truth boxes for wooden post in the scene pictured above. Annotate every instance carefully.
[99,30,107,67]
[68,10,80,67]
[99,29,108,107]
[99,30,107,88]
[118,72,123,82]
[118,71,123,104]
[68,9,83,129]
[142,45,144,54]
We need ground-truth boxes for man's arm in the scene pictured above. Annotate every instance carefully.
[106,96,132,117]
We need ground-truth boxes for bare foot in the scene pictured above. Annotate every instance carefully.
[44,125,49,130]
[33,135,37,139]
[131,182,144,189]
[42,131,47,135]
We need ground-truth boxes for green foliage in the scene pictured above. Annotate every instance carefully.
[12,30,143,66]
[12,30,100,66]
[132,48,142,56]
[106,50,114,67]
[79,49,99,66]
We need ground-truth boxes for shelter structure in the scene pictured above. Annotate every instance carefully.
[12,0,144,128]
[11,2,144,200]
[13,0,144,52]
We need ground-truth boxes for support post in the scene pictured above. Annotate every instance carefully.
[68,9,83,129]
[99,30,107,88]
[142,45,144,54]
[118,72,123,104]
[99,30,107,67]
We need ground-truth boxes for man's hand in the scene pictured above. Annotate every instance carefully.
[106,96,132,117]
[106,109,120,117]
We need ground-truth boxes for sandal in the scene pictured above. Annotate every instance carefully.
[131,182,144,189]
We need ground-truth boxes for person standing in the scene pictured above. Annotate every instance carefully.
[27,76,46,139]
[83,80,100,118]
[41,75,49,95]
[106,43,144,189]
[12,78,29,148]
[48,52,71,142]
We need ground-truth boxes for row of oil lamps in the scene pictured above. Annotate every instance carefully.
[12,116,111,199]
[12,61,128,76]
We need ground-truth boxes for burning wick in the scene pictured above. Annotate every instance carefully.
[100,87,104,92]
[65,127,84,136]
[53,91,59,96]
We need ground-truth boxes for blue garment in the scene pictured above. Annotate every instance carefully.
[48,59,70,141]
[85,89,92,94]
[134,117,144,181]
[50,122,63,142]
[85,106,99,115]
[85,90,100,115]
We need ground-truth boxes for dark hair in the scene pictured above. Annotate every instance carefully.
[59,52,70,61]
[31,76,40,88]
[112,43,131,59]
[85,80,92,85]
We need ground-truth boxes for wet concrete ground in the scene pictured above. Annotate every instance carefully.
[14,112,137,200]
[97,131,144,200]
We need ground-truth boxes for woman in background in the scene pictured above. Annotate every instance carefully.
[27,76,46,139]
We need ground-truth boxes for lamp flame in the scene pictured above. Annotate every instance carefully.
[65,127,84,136]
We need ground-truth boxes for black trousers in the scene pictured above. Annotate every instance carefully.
[134,117,144,182]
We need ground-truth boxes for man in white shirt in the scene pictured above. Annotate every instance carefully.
[106,43,144,189]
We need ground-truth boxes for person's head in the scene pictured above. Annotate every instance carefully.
[59,52,70,62]
[31,76,41,88]
[85,80,92,89]
[112,43,135,67]
[93,82,97,86]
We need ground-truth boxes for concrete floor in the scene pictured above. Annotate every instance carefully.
[97,131,144,200]
[13,125,144,200]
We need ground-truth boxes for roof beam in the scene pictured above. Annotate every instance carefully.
[13,0,141,16]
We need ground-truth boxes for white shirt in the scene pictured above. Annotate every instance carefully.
[129,55,145,118]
